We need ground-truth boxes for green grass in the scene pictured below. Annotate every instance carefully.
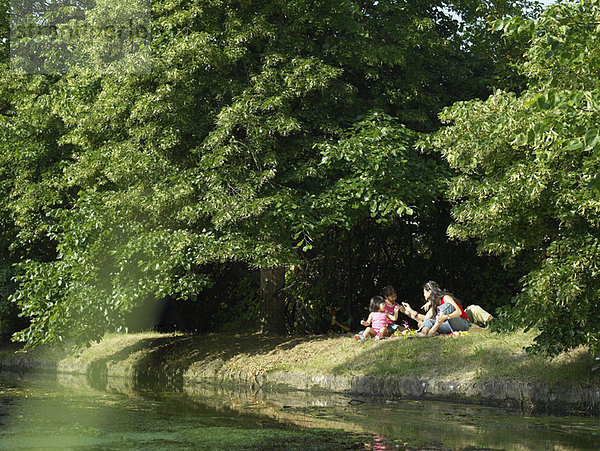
[266,330,598,387]
[1,329,598,388]
[60,331,174,366]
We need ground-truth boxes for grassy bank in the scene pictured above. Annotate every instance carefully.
[2,329,597,389]
[198,329,598,387]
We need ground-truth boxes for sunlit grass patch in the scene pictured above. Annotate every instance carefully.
[61,331,178,366]
[267,330,598,387]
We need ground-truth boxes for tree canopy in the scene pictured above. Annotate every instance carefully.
[429,0,600,355]
[0,0,554,349]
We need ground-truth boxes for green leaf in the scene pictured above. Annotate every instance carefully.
[563,140,583,151]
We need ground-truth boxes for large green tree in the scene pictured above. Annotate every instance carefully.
[1,0,530,345]
[430,0,600,355]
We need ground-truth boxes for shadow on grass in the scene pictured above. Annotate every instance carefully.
[86,333,333,390]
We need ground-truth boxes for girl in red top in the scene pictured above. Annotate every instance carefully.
[381,285,404,335]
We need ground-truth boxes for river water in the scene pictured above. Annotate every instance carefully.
[0,370,598,449]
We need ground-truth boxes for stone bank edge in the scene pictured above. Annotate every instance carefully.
[1,353,599,415]
[185,364,600,415]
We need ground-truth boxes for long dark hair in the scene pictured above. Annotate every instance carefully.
[423,281,462,316]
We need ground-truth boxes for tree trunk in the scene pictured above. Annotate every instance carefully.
[259,266,287,335]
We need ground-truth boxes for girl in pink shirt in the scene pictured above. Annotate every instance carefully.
[354,296,396,342]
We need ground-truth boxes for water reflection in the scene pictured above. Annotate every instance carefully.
[0,370,599,450]
[183,383,600,450]
[0,371,368,449]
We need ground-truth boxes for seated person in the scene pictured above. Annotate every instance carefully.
[381,285,403,334]
[402,281,470,337]
[354,296,397,342]
[465,304,494,327]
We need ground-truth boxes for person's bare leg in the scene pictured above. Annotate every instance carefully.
[416,326,430,337]
[426,320,444,336]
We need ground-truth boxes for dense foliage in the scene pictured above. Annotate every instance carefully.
[0,0,539,347]
[430,0,600,355]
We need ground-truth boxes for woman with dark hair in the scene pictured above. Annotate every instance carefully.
[401,281,470,337]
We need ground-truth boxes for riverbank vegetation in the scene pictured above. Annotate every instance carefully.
[0,0,599,360]
[2,330,597,389]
